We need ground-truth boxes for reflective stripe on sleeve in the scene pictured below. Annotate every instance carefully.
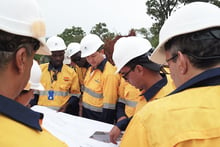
[118,97,137,107]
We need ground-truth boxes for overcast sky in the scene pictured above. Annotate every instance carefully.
[36,0,154,37]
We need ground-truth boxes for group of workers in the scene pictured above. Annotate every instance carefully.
[0,0,220,146]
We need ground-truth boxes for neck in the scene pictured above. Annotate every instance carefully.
[142,71,162,90]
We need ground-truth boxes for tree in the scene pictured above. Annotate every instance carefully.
[145,0,220,47]
[58,26,85,46]
[135,27,151,39]
[146,0,183,47]
[90,22,117,41]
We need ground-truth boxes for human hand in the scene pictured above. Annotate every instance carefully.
[109,126,121,144]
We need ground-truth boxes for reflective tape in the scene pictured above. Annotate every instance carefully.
[82,102,103,112]
[118,97,137,107]
[38,90,80,98]
[103,103,116,110]
[83,87,103,99]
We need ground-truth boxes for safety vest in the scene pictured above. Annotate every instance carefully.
[118,78,142,118]
[82,60,120,117]
[37,63,81,108]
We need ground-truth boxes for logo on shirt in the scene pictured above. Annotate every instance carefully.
[63,77,70,81]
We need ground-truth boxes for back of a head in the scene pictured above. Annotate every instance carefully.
[150,2,220,64]
[80,34,104,58]
[29,60,44,91]
[0,0,50,55]
[113,36,153,73]
[46,36,66,52]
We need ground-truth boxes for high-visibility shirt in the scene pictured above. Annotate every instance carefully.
[70,64,88,92]
[116,73,174,131]
[37,63,81,108]
[82,59,120,124]
[135,74,175,113]
[0,95,67,146]
[117,77,142,118]
[120,68,220,147]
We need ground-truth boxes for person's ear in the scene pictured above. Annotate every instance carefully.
[177,51,188,74]
[135,65,144,74]
[15,47,27,74]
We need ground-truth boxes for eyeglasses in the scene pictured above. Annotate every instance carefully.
[120,68,133,80]
[160,54,178,74]
[166,54,178,63]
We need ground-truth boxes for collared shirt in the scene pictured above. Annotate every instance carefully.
[142,73,168,101]
[116,74,174,130]
[48,62,63,72]
[169,67,220,95]
[120,67,220,147]
[0,95,42,131]
[0,95,67,146]
[82,58,120,124]
[91,58,107,72]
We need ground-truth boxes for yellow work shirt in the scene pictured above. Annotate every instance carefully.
[120,86,220,147]
[82,59,120,123]
[135,74,175,113]
[0,95,67,146]
[37,63,81,108]
[118,78,142,118]
[70,64,88,91]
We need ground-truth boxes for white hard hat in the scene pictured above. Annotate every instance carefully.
[0,0,51,55]
[46,36,66,52]
[150,2,220,64]
[80,34,104,57]
[66,42,81,58]
[113,36,152,73]
[29,60,44,91]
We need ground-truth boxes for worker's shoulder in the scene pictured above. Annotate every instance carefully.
[39,63,49,70]
[0,115,67,146]
[61,64,77,74]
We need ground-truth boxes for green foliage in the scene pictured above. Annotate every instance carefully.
[135,27,151,39]
[58,26,85,46]
[90,22,117,41]
[145,0,219,47]
[146,0,183,47]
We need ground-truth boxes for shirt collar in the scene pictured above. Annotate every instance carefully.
[93,58,107,72]
[142,73,168,101]
[48,62,63,72]
[0,95,43,131]
[169,67,220,95]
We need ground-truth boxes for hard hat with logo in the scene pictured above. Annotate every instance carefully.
[24,60,44,91]
[0,0,51,55]
[80,34,104,58]
[46,36,66,52]
[150,2,220,64]
[113,36,153,73]
[66,42,81,58]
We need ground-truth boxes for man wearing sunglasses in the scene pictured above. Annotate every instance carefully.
[110,36,174,144]
[121,2,220,147]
